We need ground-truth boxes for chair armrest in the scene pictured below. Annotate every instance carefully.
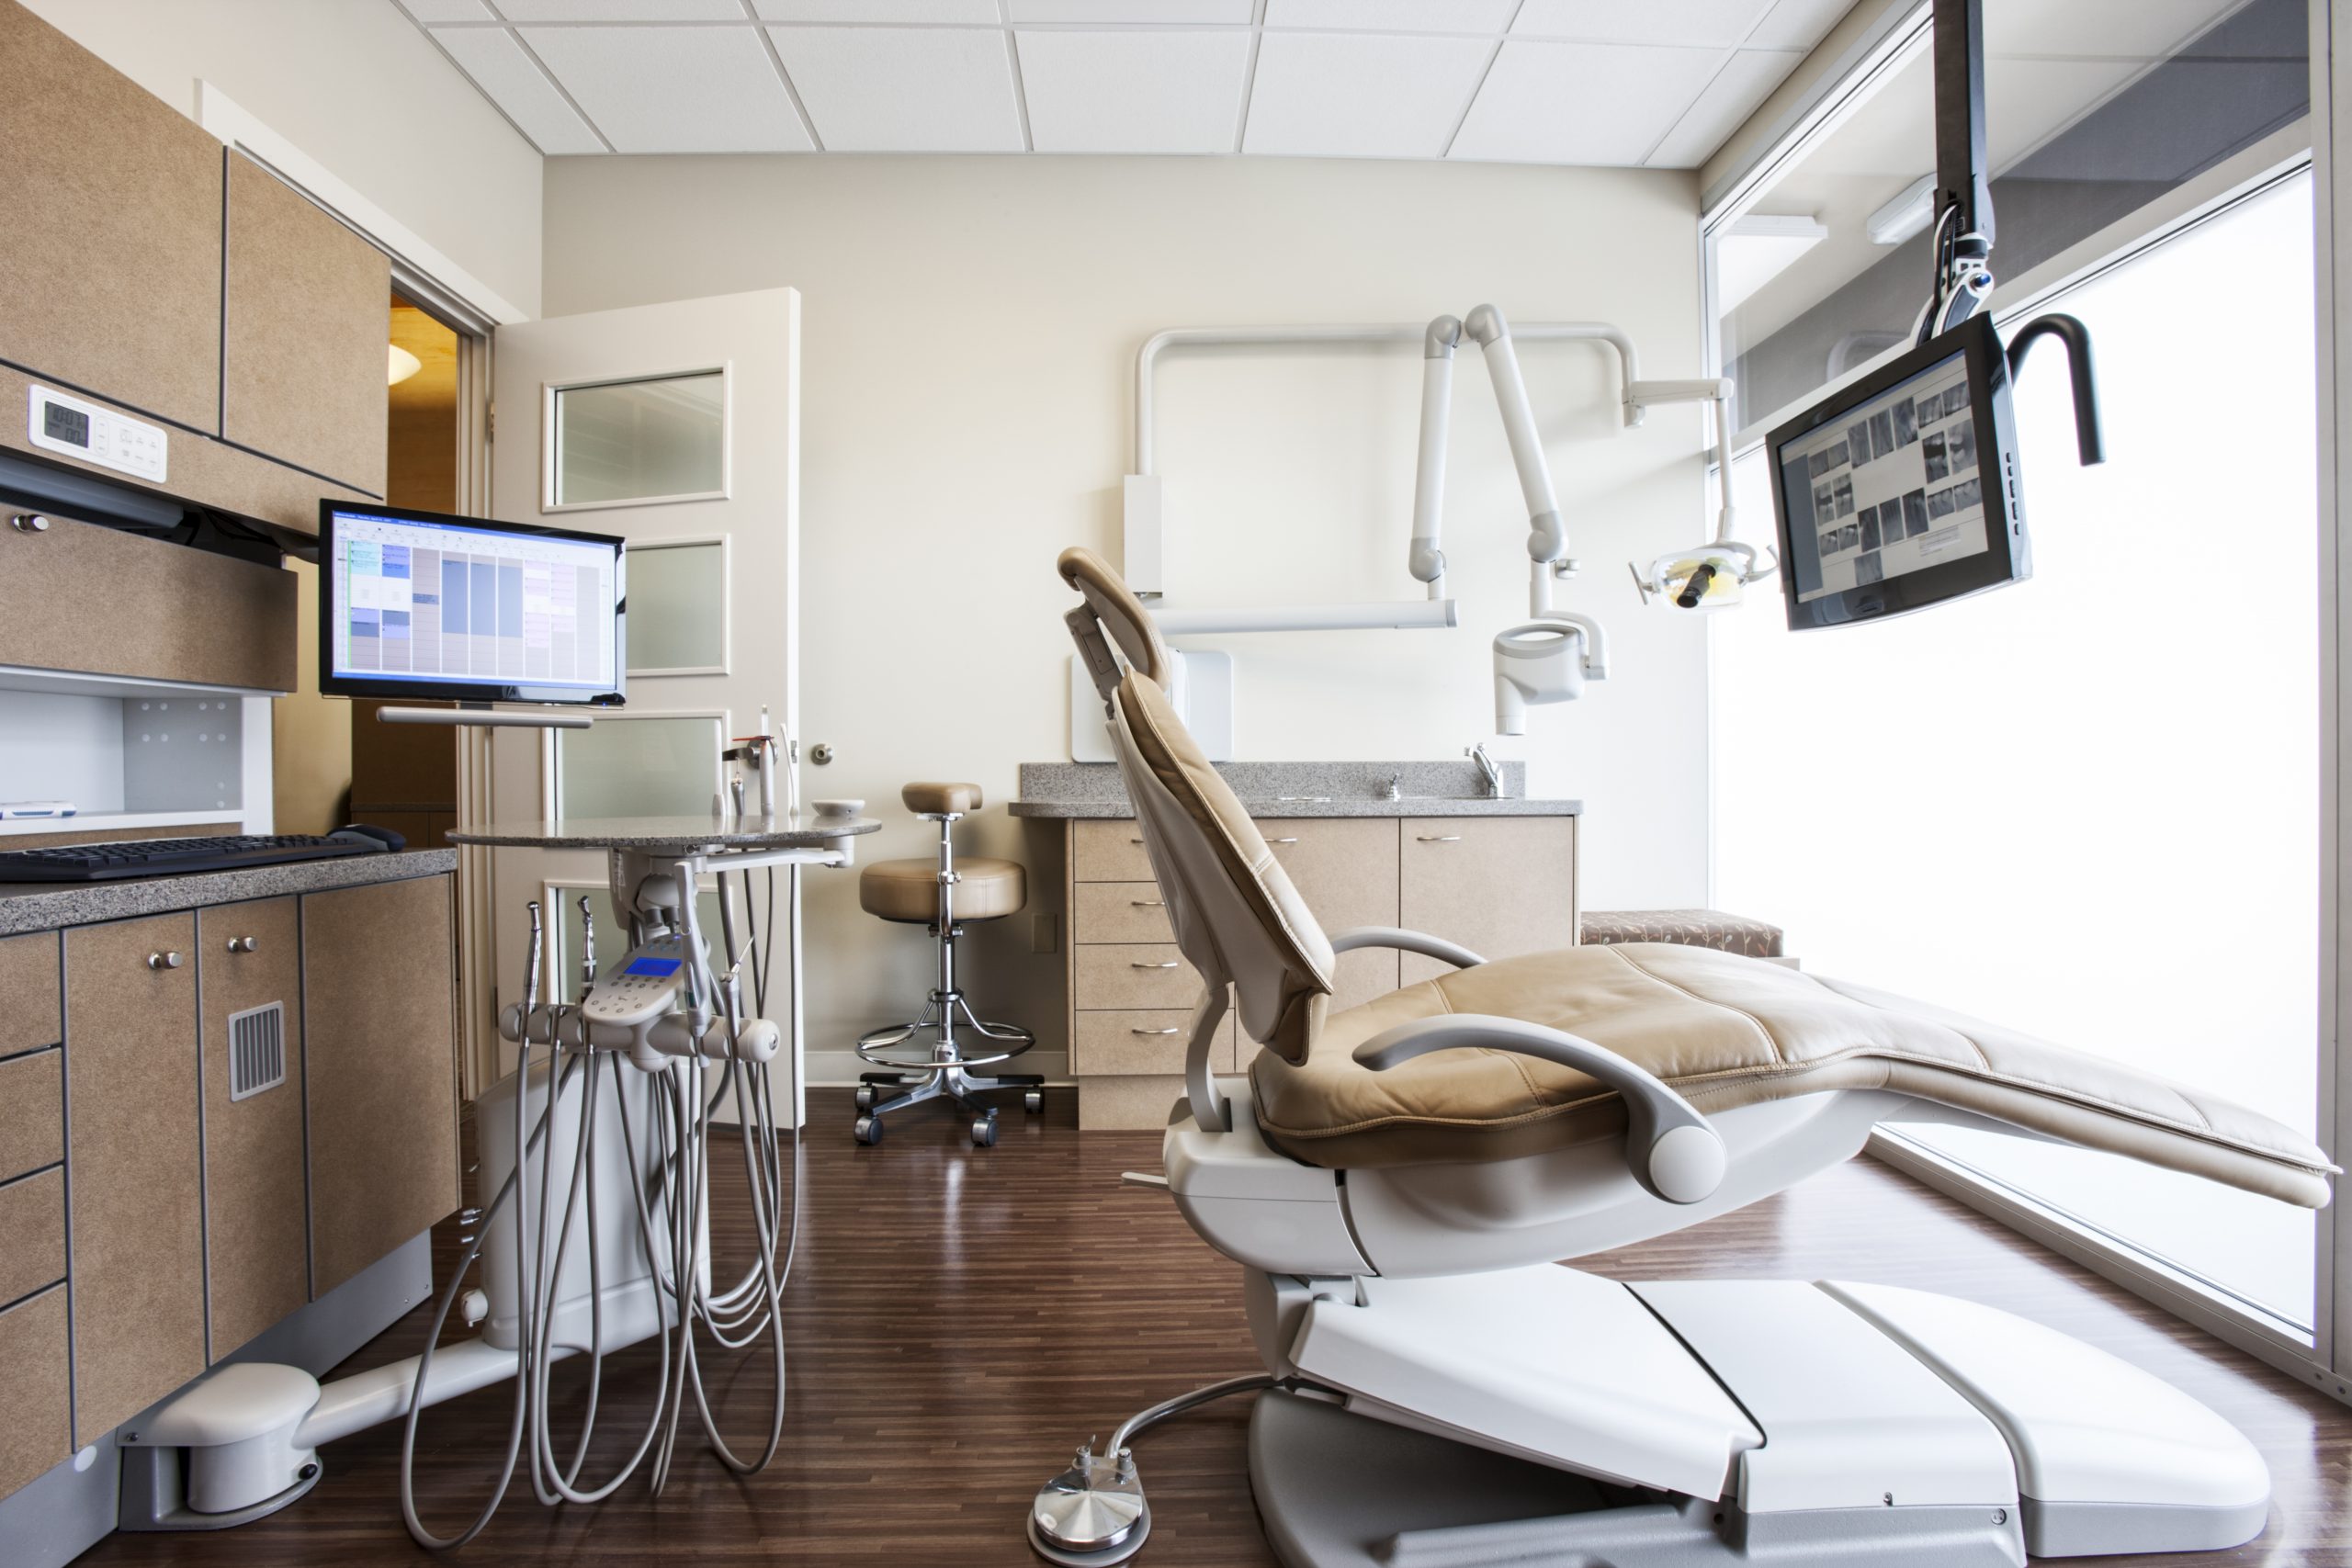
[1352,1015,1726,1204]
[1328,926,1487,970]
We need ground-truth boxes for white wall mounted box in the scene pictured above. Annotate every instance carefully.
[28,385,166,483]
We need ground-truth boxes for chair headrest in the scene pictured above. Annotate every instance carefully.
[1059,546,1170,690]
[1057,548,1334,1062]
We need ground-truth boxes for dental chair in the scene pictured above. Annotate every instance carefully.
[1037,546,2335,1568]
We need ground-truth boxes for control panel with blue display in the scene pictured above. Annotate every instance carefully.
[585,935,695,1028]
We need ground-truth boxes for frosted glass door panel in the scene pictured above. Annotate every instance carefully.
[556,716,722,820]
[627,541,728,673]
[552,371,725,508]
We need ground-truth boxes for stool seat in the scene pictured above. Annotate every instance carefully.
[902,781,984,815]
[860,856,1027,923]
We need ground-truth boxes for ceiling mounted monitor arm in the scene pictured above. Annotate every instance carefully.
[2005,311,2106,467]
[1922,0,1996,344]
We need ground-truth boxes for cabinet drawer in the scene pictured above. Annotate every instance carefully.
[1398,816,1577,987]
[0,1168,65,1305]
[0,1286,71,1503]
[1073,882,1175,944]
[0,1050,62,1183]
[1075,944,1208,1010]
[0,931,61,1056]
[0,513,296,693]
[1071,1010,1238,1076]
[1072,820,1156,882]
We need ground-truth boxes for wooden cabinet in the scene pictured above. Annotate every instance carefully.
[0,2,224,433]
[0,1287,72,1503]
[222,152,390,495]
[0,511,296,693]
[198,897,309,1360]
[1062,812,1577,1127]
[302,874,458,1296]
[63,912,206,1444]
[1398,818,1578,987]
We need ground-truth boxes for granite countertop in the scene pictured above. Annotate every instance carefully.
[1010,761,1581,820]
[0,848,458,937]
[448,812,881,850]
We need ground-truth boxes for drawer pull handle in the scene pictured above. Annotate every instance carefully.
[1131,1027,1181,1036]
[1130,961,1182,970]
[225,935,259,954]
[1417,835,1464,843]
[147,951,183,971]
[1129,836,1145,844]
[1268,837,1300,845]
[1129,898,1165,908]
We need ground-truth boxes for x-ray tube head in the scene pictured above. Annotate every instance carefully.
[1492,613,1607,736]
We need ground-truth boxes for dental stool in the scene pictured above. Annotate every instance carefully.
[852,782,1043,1147]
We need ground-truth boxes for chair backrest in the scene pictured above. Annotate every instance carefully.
[1057,548,1335,1062]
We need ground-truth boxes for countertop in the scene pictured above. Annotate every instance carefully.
[0,848,458,937]
[1009,761,1580,820]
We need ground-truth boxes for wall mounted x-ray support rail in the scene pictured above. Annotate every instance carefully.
[1125,320,1642,633]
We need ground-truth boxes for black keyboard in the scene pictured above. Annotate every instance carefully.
[0,833,386,883]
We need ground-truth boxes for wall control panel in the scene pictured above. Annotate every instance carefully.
[28,385,167,483]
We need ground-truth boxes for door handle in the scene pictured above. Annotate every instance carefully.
[1130,961,1181,970]
[1417,835,1464,843]
[225,935,259,953]
[147,951,182,971]
[1131,1027,1181,1036]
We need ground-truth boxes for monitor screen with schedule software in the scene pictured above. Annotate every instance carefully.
[319,500,627,705]
[1768,313,2030,630]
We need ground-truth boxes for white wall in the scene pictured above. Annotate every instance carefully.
[541,153,1713,1077]
[23,0,542,320]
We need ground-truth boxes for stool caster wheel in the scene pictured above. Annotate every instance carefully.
[854,1084,876,1112]
[971,1114,998,1148]
[1023,1089,1044,1114]
[854,1115,884,1146]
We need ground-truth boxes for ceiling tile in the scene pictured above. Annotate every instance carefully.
[433,26,607,152]
[497,0,747,19]
[1746,0,1855,51]
[769,26,1024,152]
[1511,0,1774,49]
[1452,39,1728,164]
[754,1,1001,20]
[1016,29,1250,153]
[1263,0,1518,30]
[396,0,496,22]
[522,26,815,152]
[1644,46,1802,167]
[1243,30,1497,159]
[1007,1,1255,22]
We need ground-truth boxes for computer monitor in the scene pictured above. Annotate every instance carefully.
[318,501,627,705]
[1766,313,2029,630]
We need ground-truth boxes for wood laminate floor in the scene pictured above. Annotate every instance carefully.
[75,1089,2352,1567]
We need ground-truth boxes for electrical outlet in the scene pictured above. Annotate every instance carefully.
[1030,914,1057,954]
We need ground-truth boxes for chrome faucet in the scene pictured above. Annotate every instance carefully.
[1382,772,1402,802]
[1467,743,1502,798]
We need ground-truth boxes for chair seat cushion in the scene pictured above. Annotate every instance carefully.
[859,857,1025,922]
[1247,942,2334,1206]
[901,782,983,815]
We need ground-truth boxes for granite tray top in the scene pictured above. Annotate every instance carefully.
[1010,761,1580,820]
[448,813,881,851]
[0,848,458,936]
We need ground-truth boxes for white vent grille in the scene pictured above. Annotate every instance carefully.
[227,1003,286,1101]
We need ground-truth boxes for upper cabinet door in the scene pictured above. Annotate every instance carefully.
[222,152,389,496]
[0,2,223,433]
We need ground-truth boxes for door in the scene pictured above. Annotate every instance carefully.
[484,288,800,1115]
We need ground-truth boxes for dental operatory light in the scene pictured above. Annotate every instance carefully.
[1624,374,1776,614]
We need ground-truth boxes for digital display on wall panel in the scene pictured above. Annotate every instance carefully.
[326,510,618,692]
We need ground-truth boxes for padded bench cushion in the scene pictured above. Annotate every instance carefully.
[1248,942,2335,1207]
[1580,908,1782,958]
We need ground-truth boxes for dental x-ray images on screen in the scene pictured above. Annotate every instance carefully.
[1781,352,1986,603]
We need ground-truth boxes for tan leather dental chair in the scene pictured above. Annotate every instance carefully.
[852,783,1044,1147]
[1031,545,2335,1568]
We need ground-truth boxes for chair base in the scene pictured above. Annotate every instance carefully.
[852,987,1043,1145]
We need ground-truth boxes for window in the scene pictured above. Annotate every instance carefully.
[548,368,727,510]
[1713,171,2319,1328]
